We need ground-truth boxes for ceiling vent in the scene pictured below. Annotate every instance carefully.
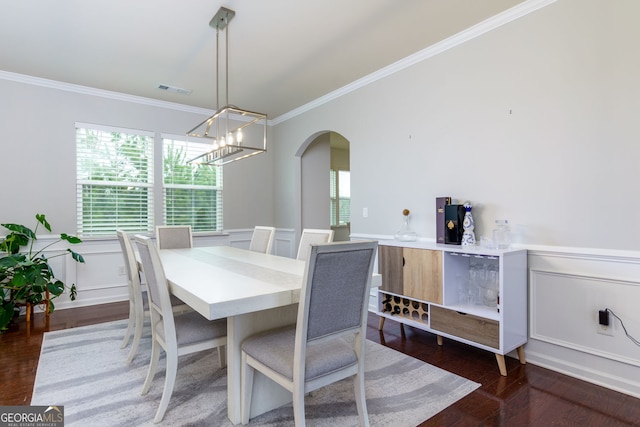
[157,84,192,95]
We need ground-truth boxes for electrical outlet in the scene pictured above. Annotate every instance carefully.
[597,323,613,336]
[597,310,613,336]
[118,266,126,276]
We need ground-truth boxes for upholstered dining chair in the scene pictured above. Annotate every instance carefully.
[249,226,276,254]
[135,235,228,423]
[117,231,191,364]
[295,228,335,261]
[156,225,193,249]
[241,240,378,426]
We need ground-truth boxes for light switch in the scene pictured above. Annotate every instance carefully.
[362,207,368,218]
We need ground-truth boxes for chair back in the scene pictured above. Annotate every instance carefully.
[117,230,141,293]
[296,228,335,261]
[297,240,377,345]
[249,226,276,254]
[156,225,193,249]
[135,235,177,348]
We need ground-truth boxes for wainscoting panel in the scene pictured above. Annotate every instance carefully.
[527,249,640,398]
[530,269,640,366]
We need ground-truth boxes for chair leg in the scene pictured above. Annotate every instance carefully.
[141,340,161,395]
[218,345,227,368]
[354,371,370,427]
[154,350,178,423]
[126,304,145,364]
[121,302,135,349]
[292,381,306,427]
[241,352,254,425]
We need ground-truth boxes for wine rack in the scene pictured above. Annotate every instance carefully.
[379,292,429,325]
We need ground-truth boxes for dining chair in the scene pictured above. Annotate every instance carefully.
[117,230,148,364]
[248,226,276,254]
[295,228,335,261]
[135,235,228,423]
[117,231,191,364]
[156,225,193,249]
[241,240,378,426]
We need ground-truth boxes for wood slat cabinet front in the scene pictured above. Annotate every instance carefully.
[378,245,442,304]
[376,241,528,376]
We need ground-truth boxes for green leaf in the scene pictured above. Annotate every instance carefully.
[27,292,43,305]
[60,234,82,244]
[1,223,36,239]
[0,255,21,268]
[0,231,31,254]
[11,271,28,288]
[69,284,77,301]
[68,249,85,263]
[0,301,14,331]
[48,280,65,296]
[35,214,52,232]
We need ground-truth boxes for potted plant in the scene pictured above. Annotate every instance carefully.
[0,213,84,331]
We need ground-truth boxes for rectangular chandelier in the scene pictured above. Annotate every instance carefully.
[186,105,267,165]
[186,7,267,166]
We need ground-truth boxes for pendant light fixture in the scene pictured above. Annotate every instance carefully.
[187,7,267,166]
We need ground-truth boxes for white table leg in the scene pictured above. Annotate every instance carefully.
[227,304,299,424]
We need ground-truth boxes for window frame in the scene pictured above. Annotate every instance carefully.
[76,122,155,237]
[161,134,223,233]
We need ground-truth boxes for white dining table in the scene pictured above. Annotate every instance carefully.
[156,245,381,424]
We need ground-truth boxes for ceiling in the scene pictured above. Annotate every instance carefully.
[0,0,525,120]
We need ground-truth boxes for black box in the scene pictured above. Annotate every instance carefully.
[436,197,451,244]
[444,204,465,245]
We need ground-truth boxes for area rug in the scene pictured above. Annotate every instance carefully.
[31,320,479,426]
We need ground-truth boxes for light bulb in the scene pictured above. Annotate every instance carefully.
[220,136,226,147]
[212,139,219,150]
[236,129,243,144]
[227,132,234,145]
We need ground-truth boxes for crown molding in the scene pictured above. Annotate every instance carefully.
[0,69,215,116]
[270,0,557,125]
[0,0,556,127]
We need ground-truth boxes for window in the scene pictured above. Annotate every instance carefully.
[330,169,350,226]
[162,135,222,232]
[76,123,154,236]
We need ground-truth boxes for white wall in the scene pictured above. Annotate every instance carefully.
[301,133,331,230]
[271,0,640,397]
[0,76,275,231]
[273,0,640,251]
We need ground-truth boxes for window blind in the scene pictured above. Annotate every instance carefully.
[330,169,351,226]
[76,123,154,236]
[162,135,223,232]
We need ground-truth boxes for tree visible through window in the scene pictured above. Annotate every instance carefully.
[162,136,222,232]
[330,169,350,226]
[76,126,223,236]
[76,124,154,236]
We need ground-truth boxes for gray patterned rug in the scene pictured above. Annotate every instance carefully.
[31,320,479,426]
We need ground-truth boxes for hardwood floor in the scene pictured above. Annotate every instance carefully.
[1,302,639,426]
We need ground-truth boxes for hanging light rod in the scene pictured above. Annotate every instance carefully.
[187,6,267,166]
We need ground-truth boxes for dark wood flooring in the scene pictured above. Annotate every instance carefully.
[1,302,639,426]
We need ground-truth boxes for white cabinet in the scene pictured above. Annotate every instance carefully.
[377,240,527,376]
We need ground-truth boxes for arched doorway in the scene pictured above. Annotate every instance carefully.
[295,131,350,244]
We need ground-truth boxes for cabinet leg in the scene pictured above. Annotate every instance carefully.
[495,354,507,376]
[378,316,385,331]
[516,345,527,365]
[436,335,443,346]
